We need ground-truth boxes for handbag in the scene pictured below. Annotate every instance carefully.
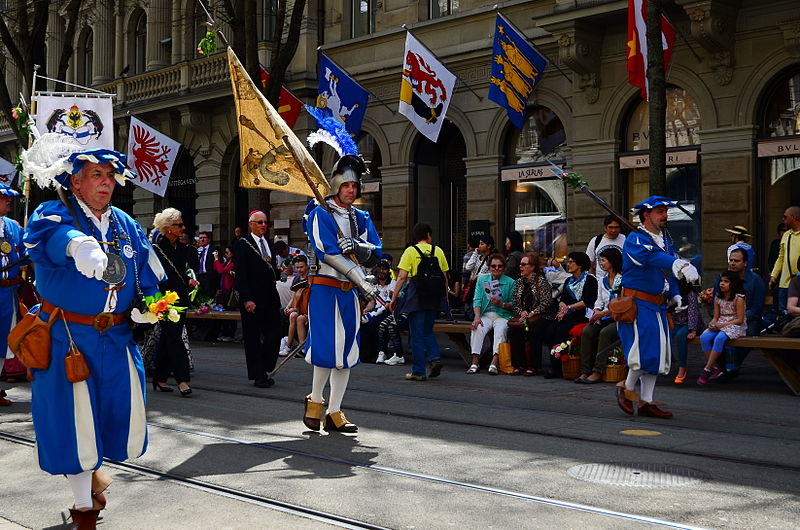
[497,342,514,374]
[608,296,637,323]
[227,289,240,309]
[8,305,60,370]
[507,316,526,328]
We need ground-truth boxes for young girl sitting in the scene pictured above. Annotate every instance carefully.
[698,271,746,385]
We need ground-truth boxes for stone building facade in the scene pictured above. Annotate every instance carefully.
[1,0,799,280]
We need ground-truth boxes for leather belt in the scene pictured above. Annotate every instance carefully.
[42,300,127,332]
[0,276,23,287]
[308,275,354,292]
[622,287,665,306]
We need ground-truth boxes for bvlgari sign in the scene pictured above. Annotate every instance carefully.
[618,150,698,169]
[757,138,800,157]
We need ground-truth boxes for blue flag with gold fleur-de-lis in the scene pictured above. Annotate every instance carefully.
[488,14,548,129]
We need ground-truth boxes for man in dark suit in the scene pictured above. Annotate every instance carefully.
[196,231,221,299]
[234,210,281,388]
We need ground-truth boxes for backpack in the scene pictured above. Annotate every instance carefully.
[412,245,446,299]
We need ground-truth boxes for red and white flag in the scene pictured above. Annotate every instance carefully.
[0,157,16,186]
[627,0,677,100]
[398,32,457,142]
[126,117,180,196]
[260,67,304,128]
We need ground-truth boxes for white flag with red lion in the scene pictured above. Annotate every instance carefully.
[398,32,456,143]
[126,117,180,196]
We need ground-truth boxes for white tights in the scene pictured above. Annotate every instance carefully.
[310,366,351,413]
[625,368,657,403]
[67,470,93,509]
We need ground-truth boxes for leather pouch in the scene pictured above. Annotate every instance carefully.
[609,296,637,323]
[64,345,91,383]
[8,306,60,370]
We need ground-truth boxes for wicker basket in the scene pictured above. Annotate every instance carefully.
[561,356,581,380]
[602,364,627,383]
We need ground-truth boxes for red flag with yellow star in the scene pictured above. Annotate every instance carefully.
[627,0,677,100]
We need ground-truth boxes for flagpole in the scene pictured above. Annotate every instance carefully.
[34,75,115,96]
[317,48,397,116]
[401,24,483,102]
[22,65,40,227]
[493,9,572,85]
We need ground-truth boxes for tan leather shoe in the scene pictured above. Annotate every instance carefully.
[303,394,325,431]
[323,411,358,433]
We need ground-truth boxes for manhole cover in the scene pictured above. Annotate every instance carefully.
[567,463,705,487]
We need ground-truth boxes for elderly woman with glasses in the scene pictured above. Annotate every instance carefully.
[543,251,598,379]
[508,252,555,376]
[467,253,515,374]
[151,208,199,396]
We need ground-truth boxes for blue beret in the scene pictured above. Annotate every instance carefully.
[630,196,677,216]
[54,149,136,189]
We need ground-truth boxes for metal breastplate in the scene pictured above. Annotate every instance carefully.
[317,204,355,281]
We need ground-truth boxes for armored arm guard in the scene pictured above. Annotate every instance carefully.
[323,253,377,300]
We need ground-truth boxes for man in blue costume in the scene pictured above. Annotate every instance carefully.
[302,154,380,433]
[616,196,699,418]
[22,138,165,527]
[0,183,25,407]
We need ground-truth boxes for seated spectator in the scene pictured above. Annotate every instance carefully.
[280,256,310,356]
[698,271,746,385]
[712,248,765,381]
[468,254,515,374]
[544,251,598,379]
[671,278,703,384]
[463,235,496,321]
[361,260,397,363]
[786,267,800,318]
[380,283,410,366]
[508,252,554,376]
[213,245,238,342]
[275,258,295,310]
[576,247,622,384]
[724,225,755,272]
[504,231,524,280]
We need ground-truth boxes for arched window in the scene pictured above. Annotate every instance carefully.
[354,133,382,232]
[620,85,702,264]
[133,11,147,74]
[80,29,93,86]
[757,69,800,271]
[503,106,567,257]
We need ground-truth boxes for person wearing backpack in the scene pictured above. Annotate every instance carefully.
[390,223,450,381]
[586,215,625,280]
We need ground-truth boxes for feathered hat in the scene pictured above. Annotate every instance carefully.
[20,133,135,190]
[304,105,367,198]
[0,183,20,198]
[630,196,677,216]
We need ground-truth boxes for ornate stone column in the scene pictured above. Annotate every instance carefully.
[92,0,114,84]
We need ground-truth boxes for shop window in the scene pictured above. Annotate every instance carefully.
[352,0,376,38]
[430,0,459,19]
[621,86,702,267]
[354,133,382,232]
[758,70,800,272]
[503,106,567,258]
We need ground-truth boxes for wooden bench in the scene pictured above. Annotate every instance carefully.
[186,310,241,321]
[689,335,800,396]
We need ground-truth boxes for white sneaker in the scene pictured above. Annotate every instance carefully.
[280,336,288,350]
[376,351,386,364]
[385,355,405,366]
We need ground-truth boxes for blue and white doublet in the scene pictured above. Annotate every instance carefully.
[23,197,165,475]
[0,217,25,359]
[304,200,381,369]
[617,229,680,375]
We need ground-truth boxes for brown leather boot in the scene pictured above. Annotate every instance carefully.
[615,382,634,415]
[303,394,325,431]
[323,411,358,433]
[69,507,99,529]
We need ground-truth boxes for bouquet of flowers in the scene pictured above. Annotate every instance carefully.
[131,291,186,324]
[698,287,714,305]
[550,341,571,360]
[607,346,625,365]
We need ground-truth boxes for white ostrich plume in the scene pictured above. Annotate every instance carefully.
[20,133,84,189]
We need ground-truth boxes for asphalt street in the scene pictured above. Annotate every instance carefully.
[0,335,798,529]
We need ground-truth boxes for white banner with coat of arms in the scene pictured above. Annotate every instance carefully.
[33,94,114,149]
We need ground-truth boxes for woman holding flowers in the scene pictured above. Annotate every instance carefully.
[152,208,198,396]
[575,247,622,384]
[508,252,554,376]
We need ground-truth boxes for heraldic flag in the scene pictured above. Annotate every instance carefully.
[627,0,676,100]
[488,14,548,130]
[34,94,114,150]
[126,117,180,197]
[317,54,369,137]
[0,157,17,186]
[227,48,329,197]
[398,32,456,143]
[259,67,304,128]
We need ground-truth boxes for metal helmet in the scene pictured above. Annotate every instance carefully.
[328,154,368,199]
